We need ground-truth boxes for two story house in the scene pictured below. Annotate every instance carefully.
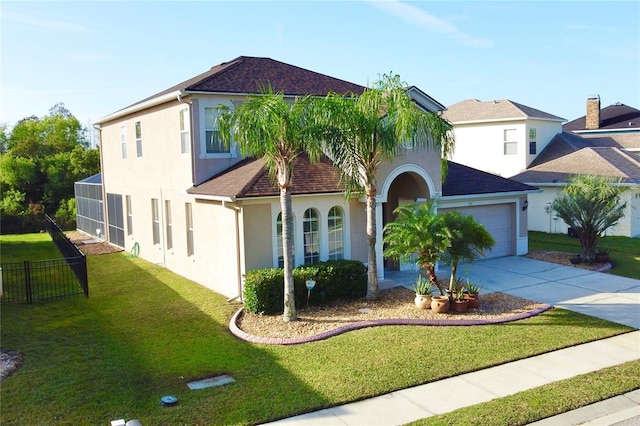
[91,56,535,298]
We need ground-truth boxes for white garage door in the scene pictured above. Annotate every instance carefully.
[443,203,515,258]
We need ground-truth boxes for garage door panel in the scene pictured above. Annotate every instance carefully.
[442,204,514,258]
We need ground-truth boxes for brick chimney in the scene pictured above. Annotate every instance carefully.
[585,94,600,130]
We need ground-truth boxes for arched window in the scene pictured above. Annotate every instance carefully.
[328,206,344,260]
[303,208,320,264]
[276,212,295,268]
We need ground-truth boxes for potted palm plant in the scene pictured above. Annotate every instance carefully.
[465,281,482,309]
[412,276,433,309]
[453,287,469,313]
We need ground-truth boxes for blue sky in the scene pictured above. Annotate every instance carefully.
[2,1,639,130]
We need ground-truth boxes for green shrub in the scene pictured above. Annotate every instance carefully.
[243,260,367,314]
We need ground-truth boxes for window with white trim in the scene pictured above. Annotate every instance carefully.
[328,206,344,260]
[277,212,295,268]
[125,195,133,236]
[529,128,537,155]
[151,198,160,245]
[135,121,143,157]
[503,128,517,155]
[185,203,194,256]
[179,108,190,154]
[303,208,320,264]
[204,107,229,154]
[165,200,173,250]
[120,125,127,159]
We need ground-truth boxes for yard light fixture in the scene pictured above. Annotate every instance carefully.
[305,279,316,308]
[522,200,529,211]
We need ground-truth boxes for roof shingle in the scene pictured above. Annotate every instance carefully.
[443,99,565,123]
[564,103,640,132]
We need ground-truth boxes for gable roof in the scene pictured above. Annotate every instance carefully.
[442,162,538,196]
[443,99,565,123]
[136,56,365,108]
[564,103,640,132]
[528,131,621,168]
[188,158,537,200]
[511,147,640,185]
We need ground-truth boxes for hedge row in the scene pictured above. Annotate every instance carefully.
[243,260,367,315]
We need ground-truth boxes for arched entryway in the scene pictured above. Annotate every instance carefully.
[377,165,436,273]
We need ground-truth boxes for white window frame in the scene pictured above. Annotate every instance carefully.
[125,195,133,236]
[529,128,537,155]
[199,101,237,159]
[186,203,194,256]
[151,198,160,245]
[179,108,190,154]
[328,206,344,260]
[303,208,320,265]
[503,128,517,155]
[165,200,173,250]
[120,125,127,159]
[135,121,143,158]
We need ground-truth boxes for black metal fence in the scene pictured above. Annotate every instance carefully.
[1,215,88,303]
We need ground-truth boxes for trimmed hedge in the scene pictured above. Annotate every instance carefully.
[243,260,367,314]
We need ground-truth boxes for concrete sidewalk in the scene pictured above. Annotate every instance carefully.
[264,257,640,426]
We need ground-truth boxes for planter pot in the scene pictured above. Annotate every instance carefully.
[431,296,450,313]
[466,293,480,309]
[414,294,432,309]
[595,253,610,263]
[569,255,582,265]
[454,299,469,313]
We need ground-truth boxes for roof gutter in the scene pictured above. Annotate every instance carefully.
[440,189,542,202]
[179,190,236,203]
[94,90,185,125]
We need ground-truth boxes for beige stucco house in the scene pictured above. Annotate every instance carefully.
[93,56,536,298]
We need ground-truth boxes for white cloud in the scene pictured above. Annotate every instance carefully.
[368,0,493,48]
[3,9,91,33]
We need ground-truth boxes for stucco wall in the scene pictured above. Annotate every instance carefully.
[242,203,274,271]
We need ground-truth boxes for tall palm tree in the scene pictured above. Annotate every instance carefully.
[552,174,626,261]
[383,202,450,295]
[319,74,453,300]
[217,88,321,322]
[441,211,495,293]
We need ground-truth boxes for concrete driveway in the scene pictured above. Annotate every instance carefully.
[435,256,640,329]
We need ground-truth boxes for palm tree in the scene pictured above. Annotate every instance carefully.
[217,88,321,322]
[319,74,453,300]
[552,175,626,262]
[441,211,495,294]
[383,202,450,295]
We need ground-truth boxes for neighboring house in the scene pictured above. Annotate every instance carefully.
[512,96,640,237]
[92,56,536,298]
[442,99,566,177]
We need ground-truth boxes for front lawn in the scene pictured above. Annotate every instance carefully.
[0,234,635,425]
[529,231,640,279]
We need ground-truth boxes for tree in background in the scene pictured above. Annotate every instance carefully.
[552,175,627,262]
[0,103,100,231]
[319,74,454,300]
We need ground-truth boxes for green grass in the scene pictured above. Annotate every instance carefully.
[0,233,61,262]
[1,235,635,425]
[410,360,640,425]
[529,231,640,279]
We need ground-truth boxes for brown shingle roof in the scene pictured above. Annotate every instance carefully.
[187,154,345,199]
[528,132,621,168]
[443,99,565,123]
[564,103,640,131]
[512,147,640,185]
[443,162,538,196]
[134,56,366,108]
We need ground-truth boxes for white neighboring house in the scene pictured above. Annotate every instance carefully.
[442,99,565,177]
[90,56,536,299]
[512,96,640,237]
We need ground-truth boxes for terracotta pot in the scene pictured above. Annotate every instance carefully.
[431,296,450,313]
[414,294,432,309]
[454,299,469,313]
[595,253,610,263]
[466,294,480,309]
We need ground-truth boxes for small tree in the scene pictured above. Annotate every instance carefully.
[441,211,495,293]
[383,202,450,295]
[552,175,626,262]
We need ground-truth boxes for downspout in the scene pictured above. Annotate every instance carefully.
[93,123,108,243]
[223,201,243,303]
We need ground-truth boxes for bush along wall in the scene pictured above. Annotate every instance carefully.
[243,260,367,315]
